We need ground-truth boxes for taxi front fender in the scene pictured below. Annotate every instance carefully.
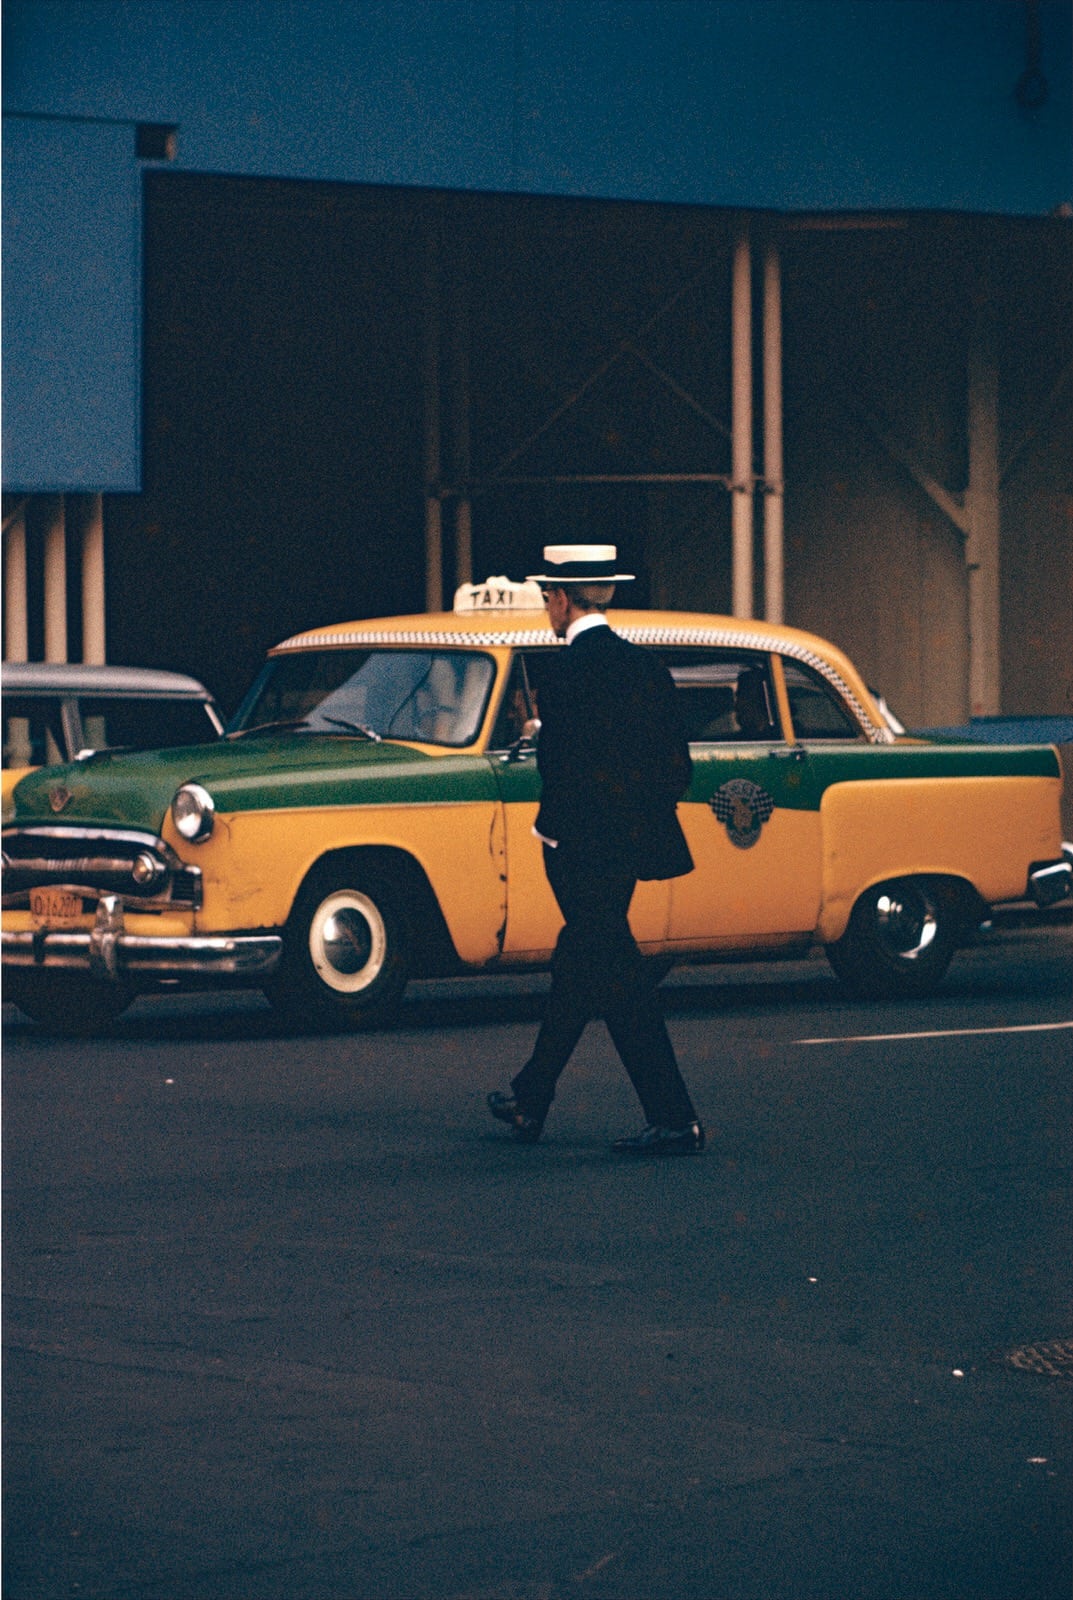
[162,800,508,968]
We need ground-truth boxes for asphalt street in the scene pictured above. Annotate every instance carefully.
[3,922,1071,1600]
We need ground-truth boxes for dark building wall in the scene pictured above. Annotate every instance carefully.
[1002,409,1073,720]
[779,218,1072,724]
[104,175,1071,726]
[6,0,1070,498]
[106,179,429,710]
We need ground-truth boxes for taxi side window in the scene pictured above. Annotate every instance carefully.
[667,653,780,743]
[782,660,863,739]
[489,653,550,749]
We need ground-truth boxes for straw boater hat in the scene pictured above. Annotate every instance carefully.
[526,544,635,584]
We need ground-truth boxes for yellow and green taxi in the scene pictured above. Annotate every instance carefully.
[3,579,1069,1032]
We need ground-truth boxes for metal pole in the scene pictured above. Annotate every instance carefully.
[762,242,784,625]
[425,496,444,615]
[79,493,107,663]
[454,499,473,592]
[731,225,754,618]
[3,504,31,765]
[966,301,1001,717]
[449,234,473,590]
[3,502,29,662]
[43,494,68,663]
[423,209,444,613]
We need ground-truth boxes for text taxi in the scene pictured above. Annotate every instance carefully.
[3,580,1069,1031]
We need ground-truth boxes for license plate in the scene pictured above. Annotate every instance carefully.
[30,888,83,926]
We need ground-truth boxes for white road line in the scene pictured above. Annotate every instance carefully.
[796,1020,1073,1046]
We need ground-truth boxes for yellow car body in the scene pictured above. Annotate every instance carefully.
[3,585,1069,1031]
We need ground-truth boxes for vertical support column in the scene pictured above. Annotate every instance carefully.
[3,502,31,766]
[449,233,473,590]
[43,494,68,663]
[423,206,444,614]
[966,297,1000,717]
[731,224,754,618]
[425,481,444,616]
[3,501,29,662]
[454,498,473,596]
[77,493,107,663]
[762,242,785,626]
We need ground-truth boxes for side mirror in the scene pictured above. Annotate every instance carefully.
[503,720,540,763]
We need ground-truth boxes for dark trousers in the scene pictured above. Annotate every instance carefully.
[511,843,697,1129]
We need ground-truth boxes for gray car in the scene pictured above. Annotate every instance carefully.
[3,663,224,813]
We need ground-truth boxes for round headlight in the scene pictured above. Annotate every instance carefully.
[171,782,215,842]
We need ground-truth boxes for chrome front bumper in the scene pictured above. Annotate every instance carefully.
[2,895,282,983]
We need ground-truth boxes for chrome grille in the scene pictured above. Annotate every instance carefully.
[2,826,202,909]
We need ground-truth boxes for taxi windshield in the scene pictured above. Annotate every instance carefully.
[228,648,496,748]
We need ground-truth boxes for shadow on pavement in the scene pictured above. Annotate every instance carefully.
[4,925,1069,1046]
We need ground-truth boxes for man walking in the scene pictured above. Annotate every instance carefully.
[488,544,704,1156]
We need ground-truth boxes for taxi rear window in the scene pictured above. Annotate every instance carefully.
[782,661,863,739]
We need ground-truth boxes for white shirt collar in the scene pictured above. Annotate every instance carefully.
[565,613,610,646]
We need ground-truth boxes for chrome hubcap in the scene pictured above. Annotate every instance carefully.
[308,890,387,993]
[873,884,938,961]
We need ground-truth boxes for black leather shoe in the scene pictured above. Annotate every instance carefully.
[487,1091,545,1144]
[611,1122,705,1157]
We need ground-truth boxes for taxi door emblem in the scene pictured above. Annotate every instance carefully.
[48,785,72,814]
[710,779,775,849]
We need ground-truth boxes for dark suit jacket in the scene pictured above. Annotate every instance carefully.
[534,622,694,881]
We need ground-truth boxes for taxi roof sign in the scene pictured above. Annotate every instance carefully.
[453,576,545,614]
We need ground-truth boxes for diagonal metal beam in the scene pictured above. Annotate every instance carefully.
[488,260,719,479]
[622,341,732,442]
[833,382,970,537]
[1000,361,1071,485]
[2,497,29,536]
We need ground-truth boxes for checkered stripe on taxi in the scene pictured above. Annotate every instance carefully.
[274,624,892,743]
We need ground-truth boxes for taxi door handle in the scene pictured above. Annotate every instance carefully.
[769,744,807,761]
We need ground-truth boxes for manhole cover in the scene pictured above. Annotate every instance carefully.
[1004,1339,1073,1380]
